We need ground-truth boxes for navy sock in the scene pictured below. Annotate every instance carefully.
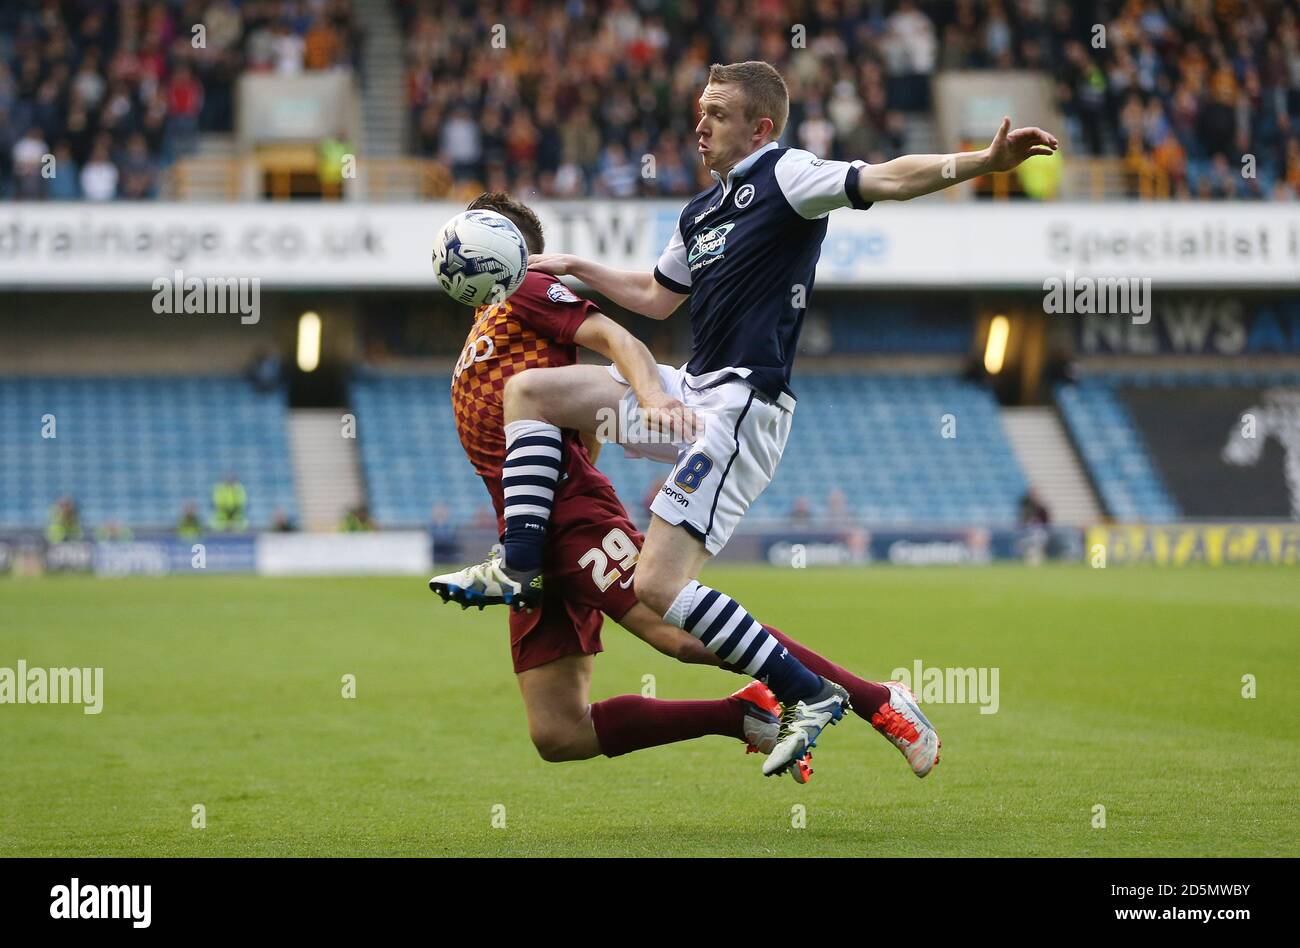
[500,420,562,572]
[665,580,823,703]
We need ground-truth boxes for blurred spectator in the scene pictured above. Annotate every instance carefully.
[165,64,203,158]
[440,105,481,180]
[46,497,83,543]
[596,143,638,197]
[95,521,134,542]
[827,488,848,521]
[305,17,343,71]
[272,21,306,75]
[1019,489,1051,527]
[430,504,461,564]
[177,502,203,541]
[247,348,283,392]
[790,496,812,521]
[271,508,297,532]
[12,127,48,199]
[318,130,351,198]
[212,473,247,531]
[119,133,158,199]
[204,1,244,55]
[1018,487,1051,566]
[79,138,118,201]
[46,142,80,199]
[797,100,835,158]
[652,139,692,195]
[341,504,375,532]
[1018,146,1064,199]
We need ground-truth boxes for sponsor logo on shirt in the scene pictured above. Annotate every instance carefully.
[688,222,735,265]
[546,281,580,304]
[660,485,691,507]
[695,203,720,223]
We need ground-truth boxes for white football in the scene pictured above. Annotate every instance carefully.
[432,209,529,307]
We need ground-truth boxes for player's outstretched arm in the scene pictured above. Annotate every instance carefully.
[574,313,700,440]
[856,117,1058,203]
[529,254,685,320]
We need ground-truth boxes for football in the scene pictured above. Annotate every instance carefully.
[432,209,529,307]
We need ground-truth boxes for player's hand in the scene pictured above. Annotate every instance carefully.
[640,391,702,443]
[527,253,572,276]
[985,117,1058,173]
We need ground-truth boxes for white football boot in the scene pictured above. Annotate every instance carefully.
[429,550,543,612]
[870,681,941,778]
[762,677,851,780]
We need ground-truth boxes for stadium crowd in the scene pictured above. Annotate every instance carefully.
[0,0,361,200]
[397,0,1300,200]
[3,1,1298,201]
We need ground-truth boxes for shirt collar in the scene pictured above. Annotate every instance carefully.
[710,141,779,188]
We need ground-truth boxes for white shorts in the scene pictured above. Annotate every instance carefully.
[607,363,793,555]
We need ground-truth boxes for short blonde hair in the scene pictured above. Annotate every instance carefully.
[707,61,790,140]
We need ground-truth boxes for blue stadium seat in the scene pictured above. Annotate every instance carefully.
[349,370,1029,528]
[0,376,296,530]
[1055,378,1178,522]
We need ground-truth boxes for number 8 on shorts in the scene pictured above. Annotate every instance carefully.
[673,453,713,493]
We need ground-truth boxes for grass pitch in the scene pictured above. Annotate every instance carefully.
[1,566,1296,857]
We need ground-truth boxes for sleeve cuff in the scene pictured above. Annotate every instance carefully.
[844,166,874,211]
[653,266,690,295]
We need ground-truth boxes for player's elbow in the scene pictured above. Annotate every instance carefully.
[867,177,906,203]
[642,299,676,320]
[641,282,685,320]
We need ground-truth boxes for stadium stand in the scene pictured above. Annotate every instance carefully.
[825,302,971,353]
[1090,368,1300,389]
[349,371,483,528]
[750,374,1027,524]
[0,0,361,200]
[0,375,297,530]
[394,0,1300,200]
[7,1,1297,201]
[351,370,1027,528]
[1055,376,1178,522]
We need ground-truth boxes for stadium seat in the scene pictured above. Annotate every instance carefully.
[0,376,297,530]
[349,370,1029,528]
[1055,378,1179,522]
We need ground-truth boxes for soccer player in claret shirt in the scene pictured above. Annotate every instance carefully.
[437,61,1057,779]
[432,192,926,782]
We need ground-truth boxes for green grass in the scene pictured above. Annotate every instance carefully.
[1,566,1296,856]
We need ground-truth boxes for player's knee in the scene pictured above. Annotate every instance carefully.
[528,725,576,763]
[632,570,674,617]
[504,368,543,414]
[528,731,568,763]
